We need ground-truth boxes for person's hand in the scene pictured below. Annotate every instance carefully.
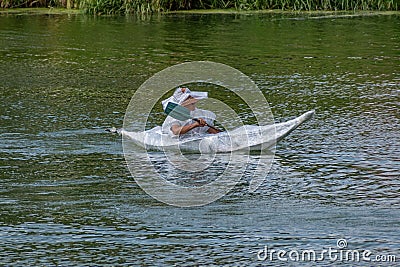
[194,118,207,127]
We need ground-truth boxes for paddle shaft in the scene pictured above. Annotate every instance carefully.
[192,118,221,132]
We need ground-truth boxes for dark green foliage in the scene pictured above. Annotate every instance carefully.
[1,0,399,14]
[81,0,400,14]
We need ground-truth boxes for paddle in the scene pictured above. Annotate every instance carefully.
[164,102,221,132]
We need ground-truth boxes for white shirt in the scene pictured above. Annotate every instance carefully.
[162,108,216,137]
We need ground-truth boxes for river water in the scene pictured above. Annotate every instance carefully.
[1,11,399,265]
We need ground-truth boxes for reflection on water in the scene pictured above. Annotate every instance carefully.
[147,151,274,188]
[0,12,399,265]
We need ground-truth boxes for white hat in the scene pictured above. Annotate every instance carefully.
[162,87,208,110]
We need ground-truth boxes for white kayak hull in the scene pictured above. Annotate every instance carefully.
[121,110,314,153]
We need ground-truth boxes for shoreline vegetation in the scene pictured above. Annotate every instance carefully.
[0,0,399,15]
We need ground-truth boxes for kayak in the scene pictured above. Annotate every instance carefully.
[120,110,314,153]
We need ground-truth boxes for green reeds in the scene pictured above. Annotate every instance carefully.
[1,0,398,14]
[80,0,400,14]
[0,0,79,8]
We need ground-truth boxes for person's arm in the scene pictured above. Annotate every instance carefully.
[170,119,207,136]
[207,127,221,134]
[203,110,220,134]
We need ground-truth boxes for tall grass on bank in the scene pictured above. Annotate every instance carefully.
[1,0,399,14]
[81,0,400,15]
[0,0,78,8]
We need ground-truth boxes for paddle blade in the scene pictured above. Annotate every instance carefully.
[164,102,191,121]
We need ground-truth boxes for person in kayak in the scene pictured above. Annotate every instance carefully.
[161,87,220,136]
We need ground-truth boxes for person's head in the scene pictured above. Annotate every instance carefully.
[181,95,198,111]
[162,87,208,112]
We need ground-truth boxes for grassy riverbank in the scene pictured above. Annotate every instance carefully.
[0,7,81,14]
[1,0,399,15]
